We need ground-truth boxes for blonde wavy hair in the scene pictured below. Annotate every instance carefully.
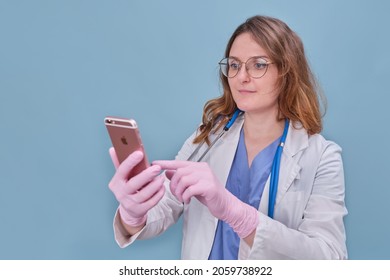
[193,15,325,145]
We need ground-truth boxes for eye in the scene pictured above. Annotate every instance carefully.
[253,61,267,70]
[229,60,240,70]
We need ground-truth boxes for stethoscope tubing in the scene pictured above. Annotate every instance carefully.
[187,109,242,162]
[268,118,289,218]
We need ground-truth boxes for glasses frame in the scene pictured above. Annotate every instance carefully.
[219,56,274,79]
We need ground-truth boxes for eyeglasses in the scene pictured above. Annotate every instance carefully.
[219,56,273,79]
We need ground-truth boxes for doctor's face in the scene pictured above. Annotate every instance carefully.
[227,32,280,116]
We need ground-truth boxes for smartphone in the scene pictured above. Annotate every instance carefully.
[104,116,149,176]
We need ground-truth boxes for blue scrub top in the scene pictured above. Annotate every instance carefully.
[208,128,280,260]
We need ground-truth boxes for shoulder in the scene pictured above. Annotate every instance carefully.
[286,122,343,170]
[289,121,342,153]
[287,124,345,193]
[308,133,342,154]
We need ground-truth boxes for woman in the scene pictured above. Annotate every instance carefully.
[108,15,348,259]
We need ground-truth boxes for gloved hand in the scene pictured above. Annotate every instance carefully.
[109,148,165,228]
[153,160,259,239]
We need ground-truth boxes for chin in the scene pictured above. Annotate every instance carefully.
[235,101,257,112]
[236,104,278,116]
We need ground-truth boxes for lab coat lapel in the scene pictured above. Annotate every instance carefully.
[259,123,308,212]
[209,114,244,186]
[275,123,308,205]
[275,153,302,205]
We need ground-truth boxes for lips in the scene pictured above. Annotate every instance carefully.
[238,89,256,94]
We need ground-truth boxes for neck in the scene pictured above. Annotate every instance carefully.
[242,110,286,168]
[243,110,285,140]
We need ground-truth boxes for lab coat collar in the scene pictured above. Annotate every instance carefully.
[283,121,309,157]
[220,115,309,158]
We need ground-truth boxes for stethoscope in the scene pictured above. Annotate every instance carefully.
[187,109,289,218]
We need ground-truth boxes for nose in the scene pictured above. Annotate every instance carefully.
[236,64,250,83]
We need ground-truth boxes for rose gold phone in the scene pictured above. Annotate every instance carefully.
[104,116,149,177]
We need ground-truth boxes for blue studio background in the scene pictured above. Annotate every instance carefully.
[0,0,389,259]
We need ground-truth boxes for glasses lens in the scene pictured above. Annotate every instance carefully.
[247,57,268,78]
[219,58,240,78]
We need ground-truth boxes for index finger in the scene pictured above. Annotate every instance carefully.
[152,160,192,170]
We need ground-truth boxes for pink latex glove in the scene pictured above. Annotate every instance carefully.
[153,160,259,239]
[109,148,165,227]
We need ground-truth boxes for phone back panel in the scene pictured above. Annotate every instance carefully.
[105,117,149,177]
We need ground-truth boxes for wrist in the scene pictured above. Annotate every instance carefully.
[119,205,147,228]
[221,192,259,239]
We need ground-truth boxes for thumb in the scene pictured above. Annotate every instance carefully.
[109,147,120,169]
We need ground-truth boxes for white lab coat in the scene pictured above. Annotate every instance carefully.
[113,114,348,259]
